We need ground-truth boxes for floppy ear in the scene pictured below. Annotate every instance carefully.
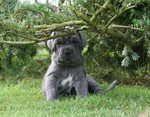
[78,32,87,50]
[47,32,56,51]
[47,39,54,51]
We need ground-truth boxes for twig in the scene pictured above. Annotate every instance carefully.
[34,20,85,30]
[35,20,86,37]
[106,5,136,27]
[109,24,144,31]
[91,0,112,21]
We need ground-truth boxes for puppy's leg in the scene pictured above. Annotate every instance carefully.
[75,78,88,97]
[87,75,118,95]
[87,75,104,94]
[43,76,58,101]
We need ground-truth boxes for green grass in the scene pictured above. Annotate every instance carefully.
[0,79,150,117]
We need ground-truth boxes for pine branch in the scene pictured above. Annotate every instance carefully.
[106,5,137,27]
[35,20,86,37]
[0,1,142,45]
[0,19,87,41]
[91,0,112,21]
[34,20,85,30]
[0,29,84,45]
[70,6,126,39]
[0,21,26,33]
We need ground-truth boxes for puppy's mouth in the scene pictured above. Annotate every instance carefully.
[57,59,75,66]
[57,55,74,62]
[58,49,76,63]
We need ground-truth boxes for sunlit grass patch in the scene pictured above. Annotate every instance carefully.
[0,79,149,117]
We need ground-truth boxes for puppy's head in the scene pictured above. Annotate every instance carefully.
[47,32,87,66]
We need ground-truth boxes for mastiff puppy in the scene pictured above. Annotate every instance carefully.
[42,32,117,101]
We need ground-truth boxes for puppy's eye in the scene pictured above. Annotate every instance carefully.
[71,37,79,43]
[56,39,64,45]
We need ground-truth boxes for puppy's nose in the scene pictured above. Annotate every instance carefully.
[65,51,71,56]
[65,48,73,56]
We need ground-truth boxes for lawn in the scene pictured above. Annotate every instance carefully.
[0,79,149,117]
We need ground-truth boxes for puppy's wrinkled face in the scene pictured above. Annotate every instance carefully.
[47,32,86,66]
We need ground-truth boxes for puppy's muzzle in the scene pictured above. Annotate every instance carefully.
[64,46,74,56]
[61,45,74,56]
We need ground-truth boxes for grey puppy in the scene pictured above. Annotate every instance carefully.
[42,32,117,101]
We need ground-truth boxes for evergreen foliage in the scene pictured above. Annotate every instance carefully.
[0,0,150,81]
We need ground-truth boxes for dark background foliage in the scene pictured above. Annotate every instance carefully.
[0,0,150,86]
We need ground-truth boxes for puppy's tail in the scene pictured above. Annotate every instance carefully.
[103,80,118,95]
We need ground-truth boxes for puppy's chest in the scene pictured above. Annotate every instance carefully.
[60,75,74,88]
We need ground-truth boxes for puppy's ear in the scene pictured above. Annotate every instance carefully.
[47,32,56,51]
[47,39,54,51]
[78,32,87,49]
